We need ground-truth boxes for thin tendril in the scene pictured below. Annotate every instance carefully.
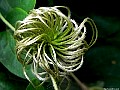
[0,13,15,31]
[49,74,59,90]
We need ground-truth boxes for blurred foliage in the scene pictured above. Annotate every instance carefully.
[0,0,120,90]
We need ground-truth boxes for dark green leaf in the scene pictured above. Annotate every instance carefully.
[0,31,25,78]
[0,31,35,79]
[6,7,28,27]
[26,79,45,90]
[7,0,36,12]
[0,0,12,17]
[0,71,27,90]
[0,0,36,17]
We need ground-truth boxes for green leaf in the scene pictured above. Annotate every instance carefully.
[0,0,12,17]
[6,7,28,27]
[7,0,36,12]
[26,79,45,90]
[0,71,27,90]
[0,0,36,17]
[85,46,120,87]
[0,31,35,79]
[0,31,25,78]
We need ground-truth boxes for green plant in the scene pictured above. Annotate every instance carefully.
[0,1,98,90]
[14,6,98,90]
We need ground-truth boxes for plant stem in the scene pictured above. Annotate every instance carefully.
[70,72,88,90]
[23,67,35,88]
[0,13,15,31]
[49,74,59,90]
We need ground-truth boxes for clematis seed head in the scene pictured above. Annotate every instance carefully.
[14,6,98,89]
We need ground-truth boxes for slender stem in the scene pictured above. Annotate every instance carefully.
[49,74,59,90]
[0,13,15,31]
[70,72,88,90]
[23,67,35,88]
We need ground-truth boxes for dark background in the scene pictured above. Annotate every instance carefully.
[35,0,120,88]
[35,0,120,17]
